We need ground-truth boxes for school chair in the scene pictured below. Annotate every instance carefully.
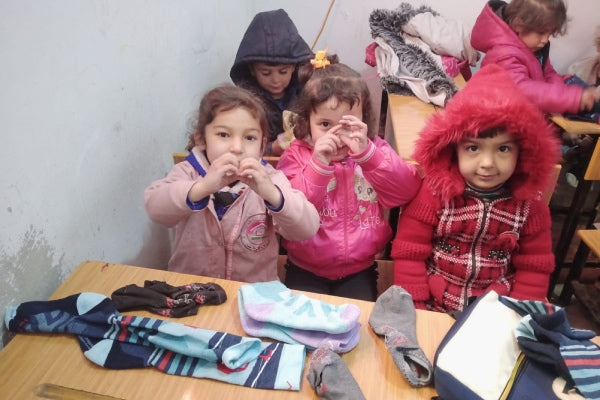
[555,137,600,307]
[548,117,600,299]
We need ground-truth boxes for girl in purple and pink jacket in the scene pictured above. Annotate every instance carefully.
[277,57,422,301]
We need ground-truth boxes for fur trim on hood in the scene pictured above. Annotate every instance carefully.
[369,3,458,104]
[413,64,561,202]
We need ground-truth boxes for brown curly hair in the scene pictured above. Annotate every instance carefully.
[504,0,568,36]
[186,85,269,152]
[290,57,376,140]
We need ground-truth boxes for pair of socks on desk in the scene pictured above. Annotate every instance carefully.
[111,280,227,317]
[5,292,305,391]
[305,285,433,398]
[237,281,361,352]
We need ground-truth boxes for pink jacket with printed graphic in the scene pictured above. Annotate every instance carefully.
[470,1,582,114]
[144,147,319,282]
[278,137,421,280]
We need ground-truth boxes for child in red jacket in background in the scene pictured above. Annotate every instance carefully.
[392,64,561,313]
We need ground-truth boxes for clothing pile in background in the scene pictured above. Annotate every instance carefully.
[366,3,478,106]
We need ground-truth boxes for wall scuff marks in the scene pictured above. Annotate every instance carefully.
[0,225,64,350]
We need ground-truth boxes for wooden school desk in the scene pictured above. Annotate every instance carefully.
[0,260,454,400]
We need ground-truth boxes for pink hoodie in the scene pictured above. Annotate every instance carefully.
[471,1,582,114]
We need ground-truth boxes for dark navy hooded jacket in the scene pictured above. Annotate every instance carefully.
[230,9,313,144]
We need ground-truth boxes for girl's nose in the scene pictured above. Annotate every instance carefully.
[479,152,494,167]
[230,137,243,152]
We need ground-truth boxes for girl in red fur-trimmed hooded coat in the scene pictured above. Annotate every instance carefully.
[391,64,561,313]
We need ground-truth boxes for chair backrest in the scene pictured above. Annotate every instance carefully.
[543,164,562,205]
[584,139,600,181]
[172,151,279,168]
[172,152,188,164]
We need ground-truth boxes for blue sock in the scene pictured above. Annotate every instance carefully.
[6,292,306,390]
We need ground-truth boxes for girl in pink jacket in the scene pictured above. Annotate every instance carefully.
[145,85,319,283]
[471,0,600,115]
[277,56,422,301]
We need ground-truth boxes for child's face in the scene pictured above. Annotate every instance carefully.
[309,97,363,161]
[517,30,551,52]
[250,63,294,99]
[456,131,519,191]
[199,107,265,164]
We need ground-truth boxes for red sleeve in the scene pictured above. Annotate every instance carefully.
[509,199,555,301]
[391,184,439,305]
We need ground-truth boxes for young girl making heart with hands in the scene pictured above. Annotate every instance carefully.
[277,56,422,301]
[145,85,319,283]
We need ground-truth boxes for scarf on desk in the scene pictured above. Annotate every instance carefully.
[5,292,306,391]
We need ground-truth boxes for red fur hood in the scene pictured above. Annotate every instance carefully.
[412,64,561,201]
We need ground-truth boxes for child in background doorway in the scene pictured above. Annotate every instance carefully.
[392,64,561,314]
[277,55,422,301]
[471,0,600,115]
[230,9,313,156]
[144,85,319,283]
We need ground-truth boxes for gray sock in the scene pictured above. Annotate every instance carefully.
[306,348,366,400]
[368,285,432,387]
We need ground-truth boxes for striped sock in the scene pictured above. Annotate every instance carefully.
[500,296,600,399]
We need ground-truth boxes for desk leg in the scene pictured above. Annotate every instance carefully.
[548,179,594,298]
[557,238,592,304]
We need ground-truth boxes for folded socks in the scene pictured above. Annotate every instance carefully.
[238,281,361,352]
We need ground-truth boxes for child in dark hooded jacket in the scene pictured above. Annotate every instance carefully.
[392,64,561,313]
[230,9,313,156]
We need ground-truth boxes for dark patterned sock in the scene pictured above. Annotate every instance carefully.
[111,281,226,317]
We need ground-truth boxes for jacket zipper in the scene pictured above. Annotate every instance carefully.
[464,198,490,306]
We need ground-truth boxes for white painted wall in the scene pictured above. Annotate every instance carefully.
[1,0,596,348]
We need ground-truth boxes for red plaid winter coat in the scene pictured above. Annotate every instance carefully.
[391,64,561,312]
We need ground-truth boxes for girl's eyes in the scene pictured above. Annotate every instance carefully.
[216,131,229,138]
[244,135,258,142]
[319,121,331,128]
[467,145,478,152]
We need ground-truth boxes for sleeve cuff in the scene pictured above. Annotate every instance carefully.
[265,185,284,212]
[187,196,209,210]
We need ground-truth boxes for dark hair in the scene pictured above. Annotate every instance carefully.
[505,0,568,36]
[186,85,269,151]
[290,57,376,140]
[477,126,507,139]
